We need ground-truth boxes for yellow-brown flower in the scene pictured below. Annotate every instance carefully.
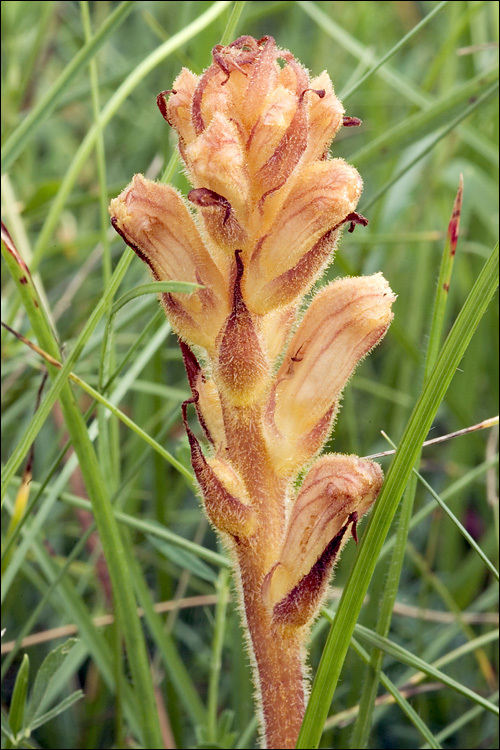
[109,35,395,750]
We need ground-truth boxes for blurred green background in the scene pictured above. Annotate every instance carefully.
[1,2,498,748]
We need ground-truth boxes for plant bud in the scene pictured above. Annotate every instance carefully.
[109,174,230,351]
[270,274,395,444]
[182,399,256,538]
[185,113,250,221]
[245,160,363,313]
[262,455,383,625]
[215,253,269,405]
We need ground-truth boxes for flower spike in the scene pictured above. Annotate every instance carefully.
[109,35,394,749]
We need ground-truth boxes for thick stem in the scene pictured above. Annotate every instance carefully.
[221,401,308,747]
[235,544,307,749]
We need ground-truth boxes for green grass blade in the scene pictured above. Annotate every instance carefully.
[57,360,194,481]
[26,639,79,724]
[28,690,84,733]
[1,231,163,746]
[207,568,231,744]
[80,0,119,500]
[5,476,230,569]
[409,461,498,580]
[30,0,233,271]
[0,243,135,502]
[379,454,499,562]
[111,281,203,315]
[350,637,442,749]
[220,1,247,45]
[297,241,499,748]
[361,80,498,212]
[352,67,499,168]
[351,623,499,716]
[79,499,230,569]
[0,510,96,676]
[126,530,208,727]
[341,0,450,100]
[5,653,29,745]
[1,0,136,171]
[350,472,417,749]
[420,691,499,749]
[297,0,497,163]
[11,532,143,738]
[351,181,474,748]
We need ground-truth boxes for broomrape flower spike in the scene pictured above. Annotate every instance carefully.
[109,35,395,749]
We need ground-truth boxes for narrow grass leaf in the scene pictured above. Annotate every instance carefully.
[297,242,499,748]
[25,639,79,723]
[341,0,449,100]
[350,637,442,749]
[1,0,136,171]
[1,228,163,746]
[149,536,218,583]
[28,691,84,733]
[409,459,498,579]
[111,281,203,316]
[207,569,232,744]
[420,691,499,749]
[220,1,247,45]
[1,243,135,501]
[352,622,499,716]
[352,67,499,168]
[126,543,208,726]
[5,654,29,740]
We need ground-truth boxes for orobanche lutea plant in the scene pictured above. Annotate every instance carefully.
[110,36,395,749]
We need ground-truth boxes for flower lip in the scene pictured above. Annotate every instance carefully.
[110,215,156,278]
[269,274,396,441]
[190,37,271,134]
[188,187,232,223]
[157,89,177,122]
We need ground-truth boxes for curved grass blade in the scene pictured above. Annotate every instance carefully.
[1,1,136,171]
[351,623,499,716]
[30,0,232,270]
[297,241,499,748]
[1,228,164,747]
[350,637,442,749]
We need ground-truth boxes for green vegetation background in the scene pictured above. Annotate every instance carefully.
[1,2,498,749]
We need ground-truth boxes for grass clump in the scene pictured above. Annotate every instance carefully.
[1,2,498,748]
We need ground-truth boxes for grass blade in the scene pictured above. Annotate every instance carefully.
[297,241,499,748]
[1,1,136,171]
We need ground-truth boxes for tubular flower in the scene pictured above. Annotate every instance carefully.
[109,35,395,750]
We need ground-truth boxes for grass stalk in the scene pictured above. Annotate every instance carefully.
[298,241,499,748]
[1,231,163,746]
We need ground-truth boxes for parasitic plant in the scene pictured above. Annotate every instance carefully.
[109,35,395,749]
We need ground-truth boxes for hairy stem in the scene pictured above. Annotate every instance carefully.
[221,403,306,747]
[238,556,306,748]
